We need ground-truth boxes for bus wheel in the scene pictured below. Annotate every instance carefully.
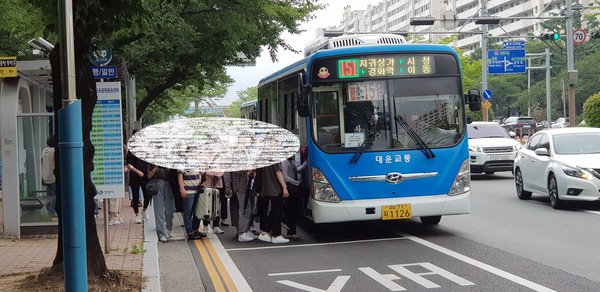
[420,216,441,225]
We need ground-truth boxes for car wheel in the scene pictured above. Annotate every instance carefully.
[548,174,563,209]
[515,168,532,200]
[420,216,441,225]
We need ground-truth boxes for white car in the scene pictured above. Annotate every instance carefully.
[551,117,569,128]
[467,122,522,174]
[513,127,600,209]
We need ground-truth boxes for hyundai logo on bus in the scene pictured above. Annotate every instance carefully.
[385,172,404,184]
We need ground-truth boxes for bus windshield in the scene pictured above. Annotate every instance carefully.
[312,76,464,153]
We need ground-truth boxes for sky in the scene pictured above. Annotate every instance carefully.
[220,0,373,105]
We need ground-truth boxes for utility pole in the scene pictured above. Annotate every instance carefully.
[481,0,488,122]
[566,0,577,127]
[545,48,552,126]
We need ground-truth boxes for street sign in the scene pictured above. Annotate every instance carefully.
[483,100,492,110]
[487,49,526,74]
[90,49,113,66]
[573,29,586,45]
[502,40,525,49]
[483,89,493,100]
[92,65,117,79]
[0,56,17,78]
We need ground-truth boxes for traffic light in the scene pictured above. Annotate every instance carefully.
[540,32,560,41]
[591,32,600,39]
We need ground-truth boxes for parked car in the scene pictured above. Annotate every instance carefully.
[502,116,537,136]
[513,127,600,209]
[551,117,569,128]
[467,122,521,174]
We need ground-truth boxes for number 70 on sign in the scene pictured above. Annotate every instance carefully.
[573,29,586,45]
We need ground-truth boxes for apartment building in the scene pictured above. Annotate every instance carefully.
[306,0,593,53]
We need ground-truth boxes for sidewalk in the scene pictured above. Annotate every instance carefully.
[0,195,208,291]
[0,197,145,286]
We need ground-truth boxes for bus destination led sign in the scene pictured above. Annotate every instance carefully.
[337,55,435,79]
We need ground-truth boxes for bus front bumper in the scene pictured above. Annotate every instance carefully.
[308,192,471,224]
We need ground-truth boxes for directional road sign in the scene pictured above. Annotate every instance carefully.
[483,89,493,100]
[502,40,525,49]
[487,49,526,74]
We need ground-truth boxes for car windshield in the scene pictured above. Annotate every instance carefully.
[468,123,510,139]
[553,133,600,154]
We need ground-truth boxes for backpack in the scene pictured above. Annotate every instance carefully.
[41,147,55,184]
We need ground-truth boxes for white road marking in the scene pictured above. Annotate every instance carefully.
[205,234,253,291]
[269,269,343,277]
[226,237,408,252]
[398,232,556,292]
[277,276,350,292]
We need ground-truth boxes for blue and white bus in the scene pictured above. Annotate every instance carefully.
[240,99,258,120]
[257,34,481,225]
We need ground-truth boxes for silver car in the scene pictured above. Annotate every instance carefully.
[513,128,600,209]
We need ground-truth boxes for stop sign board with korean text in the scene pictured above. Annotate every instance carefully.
[573,29,586,45]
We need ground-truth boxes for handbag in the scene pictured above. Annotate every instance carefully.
[146,179,158,196]
[145,165,159,196]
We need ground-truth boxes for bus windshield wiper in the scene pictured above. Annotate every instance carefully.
[350,117,385,164]
[394,116,436,159]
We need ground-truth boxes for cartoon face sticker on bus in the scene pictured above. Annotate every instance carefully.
[317,67,330,79]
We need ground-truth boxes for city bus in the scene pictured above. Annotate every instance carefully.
[256,34,481,225]
[240,99,258,120]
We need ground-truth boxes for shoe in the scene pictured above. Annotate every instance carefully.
[245,231,258,239]
[135,215,142,224]
[285,234,300,239]
[144,211,150,220]
[159,236,167,242]
[220,219,231,226]
[258,232,272,243]
[238,232,256,242]
[108,219,115,226]
[213,227,224,234]
[203,225,213,234]
[281,223,290,230]
[166,230,173,238]
[271,235,290,244]
[116,217,124,224]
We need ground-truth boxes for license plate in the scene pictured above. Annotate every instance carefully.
[490,154,513,160]
[382,204,412,220]
[523,125,531,129]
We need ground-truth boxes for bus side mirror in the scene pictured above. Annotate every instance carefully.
[465,88,481,111]
[297,73,311,117]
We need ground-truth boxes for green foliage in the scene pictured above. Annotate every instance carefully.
[130,244,146,254]
[224,86,258,117]
[583,92,600,127]
[0,0,45,56]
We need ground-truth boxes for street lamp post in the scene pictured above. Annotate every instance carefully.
[566,0,577,127]
[481,0,489,122]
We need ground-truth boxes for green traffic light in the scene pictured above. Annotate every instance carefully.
[552,33,560,40]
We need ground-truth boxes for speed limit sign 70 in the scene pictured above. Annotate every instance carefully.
[573,29,586,45]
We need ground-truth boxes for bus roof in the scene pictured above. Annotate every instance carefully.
[258,43,458,87]
[240,99,257,108]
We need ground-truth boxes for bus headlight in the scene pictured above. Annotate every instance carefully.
[311,168,341,203]
[449,160,471,196]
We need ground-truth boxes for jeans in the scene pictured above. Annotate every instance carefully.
[236,190,255,235]
[153,179,175,238]
[182,193,196,235]
[45,183,56,215]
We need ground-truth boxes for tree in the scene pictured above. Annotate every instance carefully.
[583,91,600,127]
[224,86,258,117]
[110,0,323,120]
[0,0,44,57]
[25,0,322,280]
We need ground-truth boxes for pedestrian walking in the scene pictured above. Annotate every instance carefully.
[148,164,175,242]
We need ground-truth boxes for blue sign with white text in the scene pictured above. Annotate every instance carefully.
[92,65,118,79]
[502,40,525,49]
[488,49,526,74]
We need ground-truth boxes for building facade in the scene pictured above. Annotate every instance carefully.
[306,0,594,53]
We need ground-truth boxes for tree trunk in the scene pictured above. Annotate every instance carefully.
[49,40,109,276]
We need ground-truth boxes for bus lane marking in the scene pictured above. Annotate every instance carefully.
[398,232,556,292]
[226,237,408,252]
[277,276,350,292]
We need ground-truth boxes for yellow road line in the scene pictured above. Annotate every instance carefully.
[194,237,237,292]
